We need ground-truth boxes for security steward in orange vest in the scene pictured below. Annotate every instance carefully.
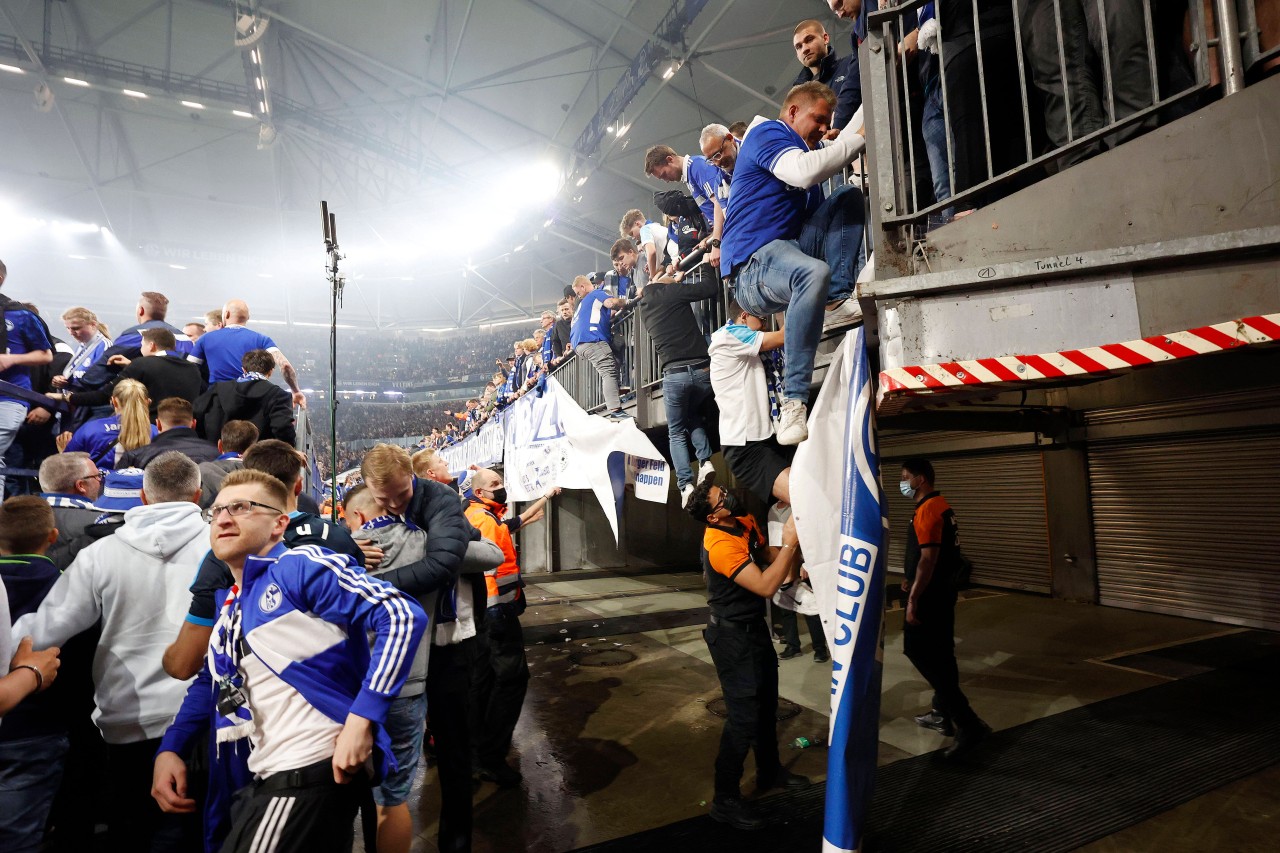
[685,481,810,830]
[463,467,529,788]
[901,457,990,758]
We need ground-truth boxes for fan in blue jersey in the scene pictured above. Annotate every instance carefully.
[718,82,867,447]
[0,260,55,499]
[75,291,193,398]
[187,300,306,408]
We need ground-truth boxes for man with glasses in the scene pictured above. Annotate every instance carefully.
[162,439,367,680]
[156,468,424,853]
[699,123,740,176]
[683,481,809,830]
[643,144,731,271]
[36,452,105,569]
[15,451,207,850]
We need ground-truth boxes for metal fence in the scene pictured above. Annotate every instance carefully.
[861,0,1269,236]
[550,264,728,422]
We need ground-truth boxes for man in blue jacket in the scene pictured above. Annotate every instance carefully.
[184,468,425,852]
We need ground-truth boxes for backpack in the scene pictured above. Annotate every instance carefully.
[652,190,708,232]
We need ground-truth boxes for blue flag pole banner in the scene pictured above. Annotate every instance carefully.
[440,378,670,545]
[791,327,888,853]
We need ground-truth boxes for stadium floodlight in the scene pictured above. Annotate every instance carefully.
[0,64,24,74]
[169,264,187,270]
[232,109,253,118]
[122,89,147,98]
[181,100,204,109]
[63,77,90,87]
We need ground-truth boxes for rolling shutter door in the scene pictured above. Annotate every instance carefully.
[881,450,1052,593]
[1088,429,1280,630]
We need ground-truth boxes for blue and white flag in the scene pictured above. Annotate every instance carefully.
[502,378,669,544]
[791,327,887,853]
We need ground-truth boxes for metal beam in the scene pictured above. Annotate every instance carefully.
[0,5,118,233]
[425,0,476,149]
[694,57,781,110]
[453,40,593,93]
[518,0,720,133]
[592,0,738,167]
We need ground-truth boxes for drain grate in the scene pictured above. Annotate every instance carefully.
[705,696,801,722]
[569,648,638,667]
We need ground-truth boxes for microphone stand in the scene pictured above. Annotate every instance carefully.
[321,201,344,522]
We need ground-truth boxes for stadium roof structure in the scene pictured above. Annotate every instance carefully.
[0,0,841,332]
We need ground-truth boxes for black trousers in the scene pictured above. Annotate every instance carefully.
[427,637,479,853]
[104,738,200,853]
[704,620,782,797]
[902,589,981,730]
[774,606,829,657]
[470,606,530,768]
[941,14,1031,206]
[220,760,363,853]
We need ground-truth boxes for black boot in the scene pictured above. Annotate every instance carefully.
[710,795,766,830]
[943,720,992,759]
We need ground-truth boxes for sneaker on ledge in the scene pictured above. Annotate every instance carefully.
[776,399,808,445]
[680,484,695,508]
[604,409,632,419]
[823,298,862,330]
[697,460,716,485]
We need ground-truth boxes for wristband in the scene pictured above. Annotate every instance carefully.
[13,663,43,691]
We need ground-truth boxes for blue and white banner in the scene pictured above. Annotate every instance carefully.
[791,327,887,853]
[439,411,506,474]
[439,378,670,544]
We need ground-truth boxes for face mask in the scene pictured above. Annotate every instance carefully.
[719,490,742,517]
[490,487,508,506]
[899,480,916,499]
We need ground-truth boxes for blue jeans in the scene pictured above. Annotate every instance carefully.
[0,734,69,852]
[919,52,953,214]
[0,400,27,500]
[373,692,428,807]
[732,184,866,400]
[662,366,715,488]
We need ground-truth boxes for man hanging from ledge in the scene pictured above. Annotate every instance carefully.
[718,81,867,446]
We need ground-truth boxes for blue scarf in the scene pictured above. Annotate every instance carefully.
[763,347,786,425]
[208,585,255,744]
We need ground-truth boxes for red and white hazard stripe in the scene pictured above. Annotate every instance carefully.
[879,313,1280,402]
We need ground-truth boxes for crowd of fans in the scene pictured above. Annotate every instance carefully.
[0,3,1224,849]
[275,325,541,390]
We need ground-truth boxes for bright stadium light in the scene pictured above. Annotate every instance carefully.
[63,77,90,87]
[122,89,147,99]
[181,100,204,109]
[0,64,24,74]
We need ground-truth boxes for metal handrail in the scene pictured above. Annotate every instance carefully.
[864,0,1231,234]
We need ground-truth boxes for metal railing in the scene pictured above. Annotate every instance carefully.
[863,0,1240,235]
[550,264,728,420]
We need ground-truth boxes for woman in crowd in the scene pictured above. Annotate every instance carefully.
[60,379,155,469]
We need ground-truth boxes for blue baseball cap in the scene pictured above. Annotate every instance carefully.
[96,468,145,512]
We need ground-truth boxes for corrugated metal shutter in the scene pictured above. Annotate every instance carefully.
[880,450,1052,593]
[1088,429,1280,630]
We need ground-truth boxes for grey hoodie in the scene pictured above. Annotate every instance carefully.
[14,501,207,744]
[362,523,504,697]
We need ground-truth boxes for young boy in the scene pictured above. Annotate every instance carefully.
[342,483,436,853]
[0,497,68,850]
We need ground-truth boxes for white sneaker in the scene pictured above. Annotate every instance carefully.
[697,461,715,485]
[823,298,862,330]
[776,399,809,446]
[680,483,696,508]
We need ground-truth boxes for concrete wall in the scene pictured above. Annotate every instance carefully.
[517,483,704,575]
